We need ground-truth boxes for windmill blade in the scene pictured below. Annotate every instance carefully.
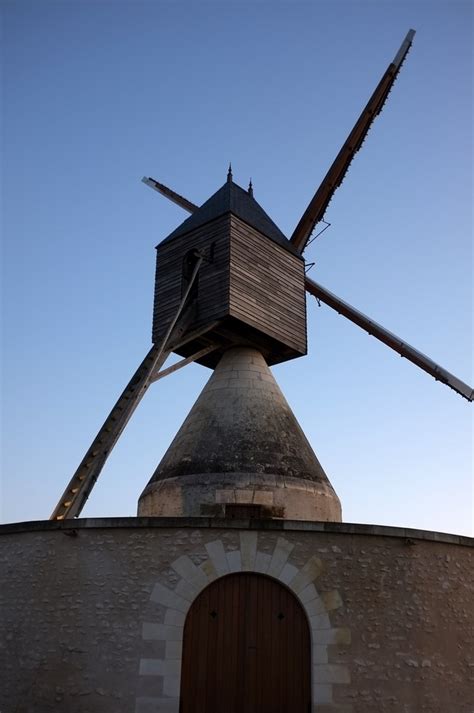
[140,175,472,401]
[142,176,198,213]
[50,254,205,520]
[305,276,473,402]
[49,342,172,521]
[291,29,416,254]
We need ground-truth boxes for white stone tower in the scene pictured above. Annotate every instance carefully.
[138,347,341,521]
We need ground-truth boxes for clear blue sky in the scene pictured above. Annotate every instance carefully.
[1,0,472,535]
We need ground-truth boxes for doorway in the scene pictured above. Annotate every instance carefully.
[179,572,311,713]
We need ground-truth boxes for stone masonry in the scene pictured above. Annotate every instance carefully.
[0,518,472,713]
[139,347,341,522]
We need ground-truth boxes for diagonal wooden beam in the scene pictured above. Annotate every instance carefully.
[167,320,221,352]
[50,255,205,520]
[150,346,218,383]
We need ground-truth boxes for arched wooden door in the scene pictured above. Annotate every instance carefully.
[180,572,311,713]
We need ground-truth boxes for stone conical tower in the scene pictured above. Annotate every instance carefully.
[138,347,341,521]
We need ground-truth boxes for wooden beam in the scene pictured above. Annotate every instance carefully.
[150,346,217,383]
[50,256,205,520]
[305,275,473,402]
[167,320,221,352]
[142,177,198,213]
[291,30,415,253]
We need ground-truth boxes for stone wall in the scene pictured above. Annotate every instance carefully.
[0,518,472,713]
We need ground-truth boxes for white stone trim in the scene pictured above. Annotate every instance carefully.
[254,550,271,573]
[165,641,182,660]
[142,622,183,641]
[226,548,241,572]
[137,533,351,713]
[139,659,180,676]
[164,609,185,627]
[268,536,294,577]
[171,554,208,589]
[239,530,257,569]
[280,561,299,584]
[205,539,230,576]
[135,696,179,713]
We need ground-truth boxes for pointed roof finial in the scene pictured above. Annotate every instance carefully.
[248,178,253,197]
[227,163,233,183]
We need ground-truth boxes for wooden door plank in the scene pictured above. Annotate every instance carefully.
[180,572,311,713]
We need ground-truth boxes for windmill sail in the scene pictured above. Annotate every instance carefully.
[142,177,198,213]
[143,176,472,402]
[50,256,204,520]
[305,276,473,402]
[290,29,416,254]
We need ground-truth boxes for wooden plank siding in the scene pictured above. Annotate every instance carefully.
[152,212,307,366]
[152,215,231,345]
[180,572,311,713]
[229,215,307,355]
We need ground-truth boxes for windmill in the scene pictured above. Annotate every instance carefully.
[50,29,472,522]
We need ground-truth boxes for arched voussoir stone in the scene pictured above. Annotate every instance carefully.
[137,533,351,713]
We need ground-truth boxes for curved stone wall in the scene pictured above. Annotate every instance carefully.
[0,519,472,713]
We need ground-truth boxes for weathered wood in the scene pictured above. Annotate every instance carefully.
[149,346,217,383]
[228,306,304,352]
[291,30,416,253]
[153,215,230,345]
[152,210,307,366]
[168,320,222,352]
[180,573,311,712]
[229,215,306,354]
[228,296,306,335]
[306,275,474,401]
[229,273,306,319]
[50,257,204,521]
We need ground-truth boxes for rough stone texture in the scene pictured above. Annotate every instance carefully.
[0,519,473,713]
[139,347,341,521]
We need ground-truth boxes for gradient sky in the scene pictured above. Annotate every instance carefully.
[2,0,472,535]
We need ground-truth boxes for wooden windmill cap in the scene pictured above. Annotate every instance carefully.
[138,347,342,522]
[159,178,301,257]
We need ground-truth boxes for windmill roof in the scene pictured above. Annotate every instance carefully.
[160,179,300,256]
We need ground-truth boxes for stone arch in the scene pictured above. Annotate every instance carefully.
[136,531,351,713]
